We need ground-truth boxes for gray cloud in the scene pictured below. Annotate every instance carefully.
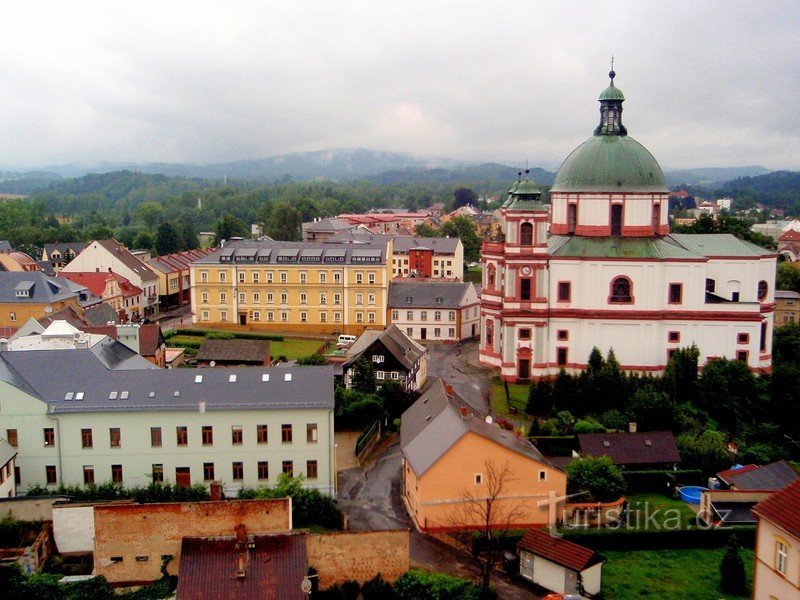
[0,1,798,170]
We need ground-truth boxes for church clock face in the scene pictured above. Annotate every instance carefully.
[521,266,532,275]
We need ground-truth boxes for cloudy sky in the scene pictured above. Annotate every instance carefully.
[1,1,798,170]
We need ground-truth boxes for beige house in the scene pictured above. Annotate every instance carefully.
[401,379,565,532]
[388,281,480,341]
[775,290,800,326]
[752,479,800,599]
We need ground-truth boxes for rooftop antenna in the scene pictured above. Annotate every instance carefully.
[610,55,616,82]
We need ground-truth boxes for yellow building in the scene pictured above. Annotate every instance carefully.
[190,239,392,334]
[0,272,81,334]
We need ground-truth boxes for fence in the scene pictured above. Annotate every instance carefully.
[355,420,380,457]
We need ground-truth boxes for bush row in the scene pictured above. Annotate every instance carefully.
[171,328,285,341]
[26,482,210,504]
[622,469,704,493]
[309,570,493,600]
[560,525,756,551]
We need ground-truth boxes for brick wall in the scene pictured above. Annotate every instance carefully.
[93,499,291,584]
[306,530,409,588]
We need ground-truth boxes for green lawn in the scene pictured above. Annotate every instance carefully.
[625,493,698,529]
[602,547,753,599]
[166,334,325,361]
[490,379,529,416]
[464,266,482,284]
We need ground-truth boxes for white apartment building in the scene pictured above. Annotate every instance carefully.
[388,281,480,341]
[0,347,335,496]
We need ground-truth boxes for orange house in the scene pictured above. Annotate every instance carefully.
[401,379,566,532]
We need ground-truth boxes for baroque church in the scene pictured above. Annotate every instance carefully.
[479,70,776,381]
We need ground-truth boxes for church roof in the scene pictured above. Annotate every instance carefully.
[549,233,774,260]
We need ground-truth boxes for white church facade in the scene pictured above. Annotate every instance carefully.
[479,70,776,381]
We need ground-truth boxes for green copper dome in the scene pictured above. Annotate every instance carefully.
[551,135,668,193]
[599,82,625,101]
[551,69,667,193]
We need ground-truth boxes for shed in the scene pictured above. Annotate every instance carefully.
[196,339,271,367]
[518,529,605,597]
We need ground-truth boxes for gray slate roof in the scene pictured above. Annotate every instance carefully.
[344,324,425,370]
[196,339,271,363]
[94,240,159,281]
[303,218,355,233]
[195,239,389,266]
[0,347,333,414]
[391,236,460,254]
[401,378,550,477]
[0,272,80,304]
[725,460,799,491]
[775,290,800,299]
[389,281,474,309]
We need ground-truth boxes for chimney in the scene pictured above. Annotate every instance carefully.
[460,406,468,419]
[445,385,454,395]
[210,481,222,501]
[235,524,247,544]
[198,401,206,414]
[629,422,637,433]
[0,339,8,352]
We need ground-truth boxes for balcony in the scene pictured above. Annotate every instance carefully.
[482,242,505,255]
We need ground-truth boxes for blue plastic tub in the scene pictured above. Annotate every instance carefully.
[678,485,709,504]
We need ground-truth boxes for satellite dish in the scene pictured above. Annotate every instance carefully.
[300,577,313,593]
[44,306,53,314]
[485,415,493,424]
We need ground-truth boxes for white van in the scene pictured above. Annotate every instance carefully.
[337,334,357,349]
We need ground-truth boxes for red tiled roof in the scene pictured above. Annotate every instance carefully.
[778,229,800,241]
[138,324,164,356]
[518,529,604,572]
[752,478,800,539]
[577,431,681,465]
[176,533,308,600]
[83,325,118,339]
[717,464,759,485]
[59,271,142,299]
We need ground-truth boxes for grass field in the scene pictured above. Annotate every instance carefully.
[602,547,753,599]
[464,266,482,284]
[490,379,529,416]
[166,334,325,361]
[624,493,698,529]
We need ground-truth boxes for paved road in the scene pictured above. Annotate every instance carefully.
[337,440,411,531]
[424,340,492,413]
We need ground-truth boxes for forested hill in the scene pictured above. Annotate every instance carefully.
[366,163,555,188]
[718,170,800,211]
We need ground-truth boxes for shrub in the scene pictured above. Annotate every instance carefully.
[573,418,606,434]
[393,569,486,600]
[297,354,329,365]
[720,533,747,595]
[206,331,235,340]
[566,456,626,502]
[361,574,396,600]
[238,474,341,530]
[560,525,756,551]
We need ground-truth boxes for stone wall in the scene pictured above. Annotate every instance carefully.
[306,530,409,588]
[52,504,98,554]
[0,496,69,521]
[93,498,291,585]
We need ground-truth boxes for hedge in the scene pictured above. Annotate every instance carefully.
[171,328,285,341]
[560,525,756,551]
[623,469,703,493]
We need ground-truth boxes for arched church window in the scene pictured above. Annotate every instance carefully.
[520,222,533,246]
[758,280,768,301]
[609,276,633,303]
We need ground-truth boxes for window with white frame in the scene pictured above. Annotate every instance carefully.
[267,292,274,303]
[252,272,259,283]
[280,271,287,283]
[372,355,384,363]
[320,272,327,283]
[300,292,307,304]
[320,312,327,322]
[300,272,307,283]
[368,272,376,284]
[219,271,227,282]
[238,272,245,283]
[220,292,227,303]
[334,312,341,322]
[201,310,209,321]
[252,311,260,322]
[356,272,363,284]
[368,312,375,323]
[406,310,413,320]
[448,328,455,338]
[356,293,363,305]
[392,310,399,320]
[776,540,788,574]
[267,312,274,322]
[434,327,441,337]
[253,292,260,303]
[376,371,385,380]
[300,311,307,322]
[434,311,441,321]
[356,312,363,323]
[280,292,288,304]
[320,293,327,304]
[201,292,208,303]
[334,272,341,283]
[267,271,274,283]
[220,310,228,321]
[238,292,245,303]
[368,293,375,305]
[334,293,341,304]
[421,310,427,320]
[449,311,456,321]
[280,311,288,322]
[200,271,208,282]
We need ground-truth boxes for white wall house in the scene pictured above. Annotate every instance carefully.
[0,348,336,496]
[518,529,605,597]
[62,239,160,318]
[479,71,775,381]
[0,438,17,497]
[388,281,480,341]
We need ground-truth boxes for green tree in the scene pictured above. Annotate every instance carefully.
[627,385,674,431]
[155,222,181,256]
[663,344,700,404]
[267,202,302,241]
[414,222,440,237]
[719,533,747,596]
[453,187,478,209]
[215,214,248,242]
[565,456,626,502]
[132,231,154,250]
[441,215,482,264]
[137,201,164,231]
[350,357,377,394]
[178,221,199,250]
[771,323,800,441]
[83,223,114,240]
[676,429,730,476]
[777,262,800,292]
[698,358,765,435]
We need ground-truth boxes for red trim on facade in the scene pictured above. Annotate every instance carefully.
[668,282,683,305]
[498,308,765,321]
[621,225,658,237]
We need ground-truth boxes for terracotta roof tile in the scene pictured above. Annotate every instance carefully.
[752,478,800,539]
[518,529,604,572]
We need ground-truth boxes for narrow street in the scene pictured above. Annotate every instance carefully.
[423,340,492,413]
